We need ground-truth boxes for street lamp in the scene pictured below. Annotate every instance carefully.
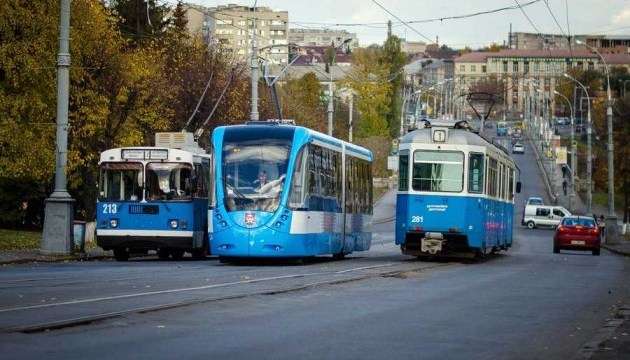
[42,0,75,255]
[554,90,577,211]
[576,39,615,218]
[564,72,593,213]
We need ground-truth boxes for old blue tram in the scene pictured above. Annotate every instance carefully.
[209,122,373,260]
[96,133,212,261]
[395,121,521,258]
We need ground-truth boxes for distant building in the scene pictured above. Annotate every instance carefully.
[288,28,358,50]
[180,3,289,65]
[292,46,352,66]
[454,49,630,116]
[509,31,630,54]
[401,41,427,55]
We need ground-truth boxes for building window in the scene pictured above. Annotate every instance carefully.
[482,65,487,73]
[460,64,465,72]
[577,61,583,69]
[588,62,594,71]
[503,61,508,72]
[534,61,539,72]
[513,61,519,72]
[471,65,476,72]
[524,61,529,73]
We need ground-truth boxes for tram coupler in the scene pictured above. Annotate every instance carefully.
[421,232,445,255]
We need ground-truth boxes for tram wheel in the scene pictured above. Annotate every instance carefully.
[158,248,170,260]
[170,249,184,260]
[113,248,129,262]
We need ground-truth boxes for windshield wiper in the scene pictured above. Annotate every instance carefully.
[224,181,249,200]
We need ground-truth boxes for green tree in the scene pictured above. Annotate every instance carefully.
[281,72,327,132]
[110,0,170,45]
[381,33,406,138]
[342,48,391,138]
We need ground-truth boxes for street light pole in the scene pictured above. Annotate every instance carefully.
[555,90,576,212]
[564,73,593,213]
[250,3,259,121]
[42,0,75,254]
[577,40,615,217]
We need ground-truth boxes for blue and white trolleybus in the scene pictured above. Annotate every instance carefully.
[96,132,212,261]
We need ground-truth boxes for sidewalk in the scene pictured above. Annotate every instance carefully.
[0,248,111,266]
[586,305,630,360]
[602,241,630,257]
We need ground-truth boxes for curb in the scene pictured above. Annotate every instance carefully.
[602,244,630,257]
[574,305,630,359]
[0,254,111,266]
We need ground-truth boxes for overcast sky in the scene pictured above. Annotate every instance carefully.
[183,0,630,48]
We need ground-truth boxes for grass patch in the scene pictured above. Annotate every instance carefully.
[0,229,41,251]
[592,192,624,213]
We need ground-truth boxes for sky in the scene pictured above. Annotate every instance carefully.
[177,0,630,48]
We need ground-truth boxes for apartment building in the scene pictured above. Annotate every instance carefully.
[455,49,630,115]
[288,29,358,50]
[181,4,289,65]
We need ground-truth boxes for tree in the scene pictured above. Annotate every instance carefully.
[171,1,188,33]
[280,73,327,132]
[381,33,406,138]
[110,0,170,45]
[342,48,391,138]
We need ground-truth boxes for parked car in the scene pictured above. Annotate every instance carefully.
[553,216,601,256]
[554,117,570,126]
[512,143,525,154]
[523,205,571,229]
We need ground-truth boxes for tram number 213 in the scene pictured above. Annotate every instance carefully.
[411,216,424,223]
[102,204,118,214]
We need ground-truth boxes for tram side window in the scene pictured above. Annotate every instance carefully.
[468,153,484,194]
[487,158,498,197]
[498,163,504,200]
[398,152,409,191]
[345,157,353,213]
[508,168,515,201]
[146,163,193,201]
[289,146,308,209]
[368,162,373,214]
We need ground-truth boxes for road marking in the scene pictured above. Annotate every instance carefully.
[0,263,396,314]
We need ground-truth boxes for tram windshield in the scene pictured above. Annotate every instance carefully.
[222,127,293,212]
[412,150,464,192]
[146,163,193,201]
[99,163,143,201]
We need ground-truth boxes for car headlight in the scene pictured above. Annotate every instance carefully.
[110,219,118,228]
[169,219,178,229]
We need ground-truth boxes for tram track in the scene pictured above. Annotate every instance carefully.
[1,261,454,334]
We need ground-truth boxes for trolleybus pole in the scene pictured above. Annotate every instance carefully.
[42,0,75,254]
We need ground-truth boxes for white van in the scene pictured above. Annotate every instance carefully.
[523,205,571,229]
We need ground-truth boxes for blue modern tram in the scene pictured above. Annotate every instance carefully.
[96,132,211,261]
[209,122,373,260]
[395,120,521,258]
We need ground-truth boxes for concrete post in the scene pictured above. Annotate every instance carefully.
[250,8,259,121]
[327,81,333,136]
[42,0,75,255]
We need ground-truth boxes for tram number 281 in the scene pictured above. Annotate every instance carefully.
[411,216,424,223]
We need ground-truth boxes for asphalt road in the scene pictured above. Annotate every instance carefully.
[1,137,629,360]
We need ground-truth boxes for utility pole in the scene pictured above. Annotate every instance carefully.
[348,93,353,142]
[42,0,75,254]
[327,74,333,136]
[250,5,259,121]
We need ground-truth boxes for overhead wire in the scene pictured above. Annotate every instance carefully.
[542,0,567,36]
[369,0,434,43]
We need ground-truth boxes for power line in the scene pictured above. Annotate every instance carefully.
[291,0,542,27]
[512,0,544,35]
[542,0,567,36]
[370,0,434,43]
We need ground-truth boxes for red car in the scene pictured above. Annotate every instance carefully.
[553,216,601,256]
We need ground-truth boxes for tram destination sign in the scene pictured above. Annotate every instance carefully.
[121,149,168,160]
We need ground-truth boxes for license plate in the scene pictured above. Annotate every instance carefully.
[571,240,586,245]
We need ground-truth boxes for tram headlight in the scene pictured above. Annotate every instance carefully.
[109,219,118,228]
[169,219,179,229]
